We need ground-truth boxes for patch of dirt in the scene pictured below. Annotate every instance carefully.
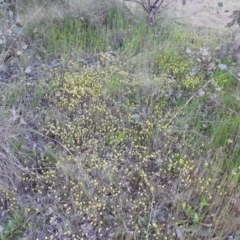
[124,0,239,36]
[172,0,239,34]
[172,0,240,64]
[123,0,240,64]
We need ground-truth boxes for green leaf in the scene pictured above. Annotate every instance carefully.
[194,212,200,223]
[117,131,125,141]
[16,141,23,151]
[11,140,24,153]
[184,204,193,216]
[199,195,209,212]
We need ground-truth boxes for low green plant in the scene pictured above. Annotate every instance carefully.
[0,208,28,240]
[212,114,240,148]
[158,49,191,79]
[212,69,235,88]
[27,2,130,55]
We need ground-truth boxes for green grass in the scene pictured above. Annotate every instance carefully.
[0,209,28,240]
[1,1,240,239]
[27,2,130,56]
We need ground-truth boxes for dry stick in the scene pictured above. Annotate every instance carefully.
[31,129,94,197]
[30,130,91,184]
[228,69,240,83]
[122,0,136,16]
[124,0,148,13]
[148,0,151,8]
[155,0,164,10]
[165,80,211,127]
[143,0,149,13]
[154,0,163,6]
[157,0,176,14]
[123,0,205,21]
[33,130,93,199]
[30,130,74,158]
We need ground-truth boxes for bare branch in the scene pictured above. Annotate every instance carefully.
[158,0,176,14]
[148,0,151,8]
[154,0,163,8]
[124,0,177,28]
[142,0,150,13]
[122,0,135,16]
[124,0,149,13]
[153,0,164,13]
[124,0,142,4]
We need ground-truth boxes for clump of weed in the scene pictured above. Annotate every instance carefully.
[29,59,202,238]
[212,69,235,88]
[26,0,131,56]
[46,69,104,111]
[182,76,202,90]
[157,48,191,80]
[0,208,29,240]
[1,2,240,238]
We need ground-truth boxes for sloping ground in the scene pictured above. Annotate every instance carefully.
[124,0,239,36]
[172,0,239,30]
[1,1,240,239]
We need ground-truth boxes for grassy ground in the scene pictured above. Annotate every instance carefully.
[1,0,240,239]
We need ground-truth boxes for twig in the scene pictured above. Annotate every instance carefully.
[30,130,75,157]
[227,69,240,83]
[30,129,92,187]
[123,0,205,24]
[166,80,211,127]
[122,0,135,17]
[124,0,149,13]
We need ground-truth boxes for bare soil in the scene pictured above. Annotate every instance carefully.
[172,0,239,32]
[124,0,240,39]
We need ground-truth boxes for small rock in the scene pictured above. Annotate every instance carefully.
[0,225,4,232]
[198,90,205,97]
[218,64,227,71]
[131,114,141,122]
[25,66,31,74]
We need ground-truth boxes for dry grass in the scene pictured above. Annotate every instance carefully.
[21,0,126,25]
[1,1,240,239]
[0,84,29,208]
